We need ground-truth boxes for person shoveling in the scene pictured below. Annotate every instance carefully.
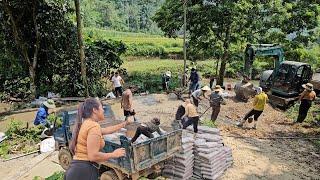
[191,85,211,107]
[237,87,268,129]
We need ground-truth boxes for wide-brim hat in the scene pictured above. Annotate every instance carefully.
[302,83,313,91]
[165,71,172,77]
[214,85,222,92]
[201,86,211,91]
[43,99,56,109]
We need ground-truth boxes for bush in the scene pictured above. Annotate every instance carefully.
[0,120,42,158]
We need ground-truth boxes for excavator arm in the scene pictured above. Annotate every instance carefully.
[244,44,285,79]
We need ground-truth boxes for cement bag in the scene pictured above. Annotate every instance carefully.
[196,133,222,142]
[40,137,55,153]
[197,126,220,134]
[182,137,194,143]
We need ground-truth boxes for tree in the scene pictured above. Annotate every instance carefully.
[74,0,89,97]
[154,0,319,85]
[0,0,78,98]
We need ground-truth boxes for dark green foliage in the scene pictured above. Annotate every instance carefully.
[85,39,126,96]
[126,72,180,93]
[154,0,320,84]
[0,1,126,99]
[80,0,165,34]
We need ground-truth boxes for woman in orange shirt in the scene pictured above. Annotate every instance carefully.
[65,98,128,180]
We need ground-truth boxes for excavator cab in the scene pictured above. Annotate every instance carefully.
[271,61,312,97]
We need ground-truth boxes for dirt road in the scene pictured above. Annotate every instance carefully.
[0,93,319,179]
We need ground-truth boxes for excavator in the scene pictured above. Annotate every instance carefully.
[235,44,319,108]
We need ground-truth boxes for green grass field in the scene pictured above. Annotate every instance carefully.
[84,28,183,56]
[122,57,217,74]
[121,57,217,92]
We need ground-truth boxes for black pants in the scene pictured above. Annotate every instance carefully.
[182,116,199,133]
[244,109,263,121]
[211,105,221,122]
[115,86,123,97]
[64,160,99,180]
[192,96,199,107]
[131,126,154,143]
[297,99,312,123]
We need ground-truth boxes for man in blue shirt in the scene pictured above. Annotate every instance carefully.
[189,68,200,97]
[34,99,56,127]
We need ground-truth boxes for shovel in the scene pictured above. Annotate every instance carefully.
[199,106,211,121]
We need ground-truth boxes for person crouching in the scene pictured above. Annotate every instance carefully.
[181,99,199,133]
[131,118,163,143]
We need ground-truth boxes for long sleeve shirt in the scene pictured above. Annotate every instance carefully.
[34,106,49,126]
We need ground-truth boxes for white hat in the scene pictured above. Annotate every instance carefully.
[302,83,313,91]
[165,71,172,77]
[43,99,56,109]
[201,86,211,91]
[255,87,263,94]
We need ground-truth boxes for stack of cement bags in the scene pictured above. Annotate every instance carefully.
[163,130,195,179]
[189,126,233,180]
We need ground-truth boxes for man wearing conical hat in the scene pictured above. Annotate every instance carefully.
[296,83,316,123]
[191,85,211,107]
[34,99,56,127]
[210,85,225,122]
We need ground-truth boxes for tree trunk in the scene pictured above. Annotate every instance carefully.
[74,0,89,97]
[217,52,228,85]
[3,0,38,99]
[217,27,231,86]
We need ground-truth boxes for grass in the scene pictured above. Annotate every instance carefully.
[122,57,217,74]
[120,57,218,93]
[84,28,183,56]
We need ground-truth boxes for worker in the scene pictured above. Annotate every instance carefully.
[110,71,124,97]
[121,85,137,121]
[171,103,187,129]
[33,99,56,127]
[65,98,128,180]
[209,74,216,89]
[189,68,200,96]
[181,99,199,133]
[237,87,268,129]
[191,85,211,107]
[130,118,163,143]
[296,83,316,123]
[162,71,172,91]
[210,85,225,122]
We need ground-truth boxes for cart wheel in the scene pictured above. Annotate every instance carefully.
[100,170,119,180]
[58,148,72,170]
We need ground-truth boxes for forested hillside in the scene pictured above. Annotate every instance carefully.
[79,0,165,34]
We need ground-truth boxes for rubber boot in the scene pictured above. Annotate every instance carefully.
[237,119,246,127]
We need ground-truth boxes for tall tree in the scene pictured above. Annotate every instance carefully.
[0,0,42,98]
[74,0,89,97]
[154,0,319,85]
